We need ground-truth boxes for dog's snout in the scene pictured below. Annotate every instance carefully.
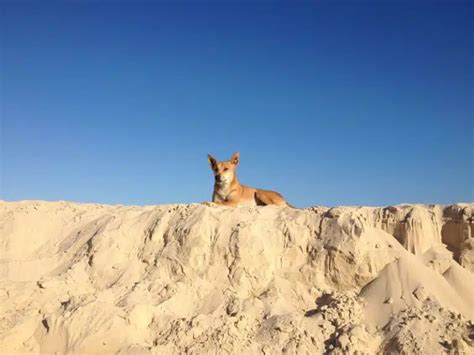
[215,175,222,182]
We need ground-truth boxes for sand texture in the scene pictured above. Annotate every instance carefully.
[0,201,473,354]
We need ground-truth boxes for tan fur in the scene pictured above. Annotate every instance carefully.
[207,152,294,208]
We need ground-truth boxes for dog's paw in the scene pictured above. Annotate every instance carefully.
[201,201,216,207]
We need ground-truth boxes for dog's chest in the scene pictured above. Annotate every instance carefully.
[235,199,258,207]
[214,185,231,201]
[214,186,258,207]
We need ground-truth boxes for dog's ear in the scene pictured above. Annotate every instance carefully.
[207,154,217,171]
[230,152,240,165]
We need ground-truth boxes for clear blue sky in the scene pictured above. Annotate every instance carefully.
[1,1,472,207]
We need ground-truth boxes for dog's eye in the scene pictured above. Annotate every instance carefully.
[224,168,229,172]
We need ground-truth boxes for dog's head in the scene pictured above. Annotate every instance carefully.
[207,152,239,185]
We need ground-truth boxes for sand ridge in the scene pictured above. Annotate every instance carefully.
[0,201,473,353]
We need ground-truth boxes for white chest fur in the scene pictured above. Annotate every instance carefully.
[214,184,231,201]
[235,199,258,207]
[213,184,258,207]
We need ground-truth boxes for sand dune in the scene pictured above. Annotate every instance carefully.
[0,201,473,354]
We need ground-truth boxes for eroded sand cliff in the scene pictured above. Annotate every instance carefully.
[0,201,473,354]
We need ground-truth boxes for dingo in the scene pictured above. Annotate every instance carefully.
[207,152,294,207]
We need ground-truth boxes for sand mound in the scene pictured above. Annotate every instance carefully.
[0,201,473,354]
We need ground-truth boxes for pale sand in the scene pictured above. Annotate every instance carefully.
[0,201,473,353]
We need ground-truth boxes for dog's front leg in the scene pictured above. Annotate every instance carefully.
[201,201,217,207]
[214,199,238,207]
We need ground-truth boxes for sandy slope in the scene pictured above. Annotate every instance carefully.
[0,201,473,354]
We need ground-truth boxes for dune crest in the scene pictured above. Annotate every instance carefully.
[0,201,473,353]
